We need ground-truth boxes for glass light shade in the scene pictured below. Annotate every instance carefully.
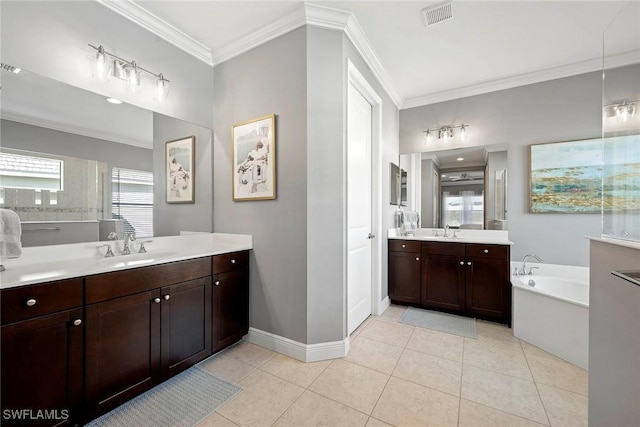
[424,130,432,144]
[124,61,142,93]
[156,74,170,102]
[459,125,467,141]
[92,46,110,81]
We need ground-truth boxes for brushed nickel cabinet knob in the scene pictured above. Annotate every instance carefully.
[153,298,161,304]
[164,294,170,301]
[26,299,37,307]
[73,319,82,326]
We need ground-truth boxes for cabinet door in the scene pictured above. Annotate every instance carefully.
[421,253,465,312]
[213,269,249,352]
[85,290,161,419]
[161,277,212,378]
[1,308,83,427]
[466,256,510,322]
[389,251,421,304]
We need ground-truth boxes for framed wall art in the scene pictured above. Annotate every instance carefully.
[166,136,195,203]
[529,138,602,213]
[232,114,276,201]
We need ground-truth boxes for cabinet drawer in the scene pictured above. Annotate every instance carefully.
[212,250,249,274]
[422,242,465,256]
[86,257,211,304]
[1,278,83,325]
[466,244,509,259]
[389,240,420,253]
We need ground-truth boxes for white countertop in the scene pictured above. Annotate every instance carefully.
[586,235,640,251]
[388,228,513,246]
[0,233,253,289]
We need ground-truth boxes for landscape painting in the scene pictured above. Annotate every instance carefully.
[530,136,640,213]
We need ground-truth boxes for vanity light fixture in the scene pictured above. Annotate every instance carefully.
[604,100,637,123]
[423,123,469,144]
[1,63,21,74]
[89,44,170,101]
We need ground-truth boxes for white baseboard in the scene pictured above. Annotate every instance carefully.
[245,327,350,362]
[376,296,391,316]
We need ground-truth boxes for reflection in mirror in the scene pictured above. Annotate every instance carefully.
[390,162,400,205]
[400,144,508,230]
[0,67,210,247]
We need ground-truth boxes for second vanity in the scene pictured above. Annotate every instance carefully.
[388,228,513,325]
[0,233,251,426]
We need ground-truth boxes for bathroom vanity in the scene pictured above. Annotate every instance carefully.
[0,233,251,426]
[388,229,512,325]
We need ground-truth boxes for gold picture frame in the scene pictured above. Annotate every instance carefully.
[166,136,195,203]
[232,114,276,201]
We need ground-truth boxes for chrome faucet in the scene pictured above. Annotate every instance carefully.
[519,254,542,275]
[121,233,136,255]
[443,224,450,237]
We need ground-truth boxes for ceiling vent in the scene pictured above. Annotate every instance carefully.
[422,1,453,26]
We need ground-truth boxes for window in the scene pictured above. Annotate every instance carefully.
[112,167,153,238]
[0,151,63,190]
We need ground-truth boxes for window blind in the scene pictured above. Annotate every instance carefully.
[112,167,153,238]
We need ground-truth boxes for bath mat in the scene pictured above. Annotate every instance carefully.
[400,307,477,339]
[86,366,242,427]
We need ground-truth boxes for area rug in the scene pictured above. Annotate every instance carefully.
[400,307,477,339]
[86,366,242,427]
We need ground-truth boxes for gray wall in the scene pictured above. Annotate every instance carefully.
[213,27,309,344]
[401,72,603,266]
[420,159,437,228]
[153,114,213,236]
[1,1,214,128]
[588,240,640,425]
[1,119,152,172]
[213,25,399,345]
[486,150,508,225]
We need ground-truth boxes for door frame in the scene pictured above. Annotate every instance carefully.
[345,59,383,337]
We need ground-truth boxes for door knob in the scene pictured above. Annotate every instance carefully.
[367,233,376,239]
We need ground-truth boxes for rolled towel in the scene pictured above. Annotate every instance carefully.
[0,208,22,258]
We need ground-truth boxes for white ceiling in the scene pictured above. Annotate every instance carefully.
[134,0,635,108]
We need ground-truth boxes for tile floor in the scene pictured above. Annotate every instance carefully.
[196,305,588,426]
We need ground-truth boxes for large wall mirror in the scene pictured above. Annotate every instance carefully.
[399,143,508,230]
[1,67,212,247]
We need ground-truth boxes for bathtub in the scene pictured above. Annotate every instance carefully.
[511,262,589,370]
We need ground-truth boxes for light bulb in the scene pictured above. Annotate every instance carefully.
[460,124,467,141]
[92,45,109,81]
[156,74,170,102]
[124,61,142,93]
[424,130,432,144]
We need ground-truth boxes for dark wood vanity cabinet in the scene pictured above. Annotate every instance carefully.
[1,278,84,426]
[388,240,421,304]
[421,242,466,311]
[84,257,212,418]
[212,250,250,352]
[389,239,511,324]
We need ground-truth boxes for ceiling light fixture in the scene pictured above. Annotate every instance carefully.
[89,44,170,102]
[457,157,464,161]
[106,97,123,104]
[422,123,470,144]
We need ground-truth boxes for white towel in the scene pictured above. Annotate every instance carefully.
[0,209,22,258]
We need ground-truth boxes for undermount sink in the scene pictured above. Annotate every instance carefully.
[97,251,178,267]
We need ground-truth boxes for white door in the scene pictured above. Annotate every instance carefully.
[347,83,373,335]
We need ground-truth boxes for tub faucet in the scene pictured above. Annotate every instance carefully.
[519,254,542,275]
[121,233,136,255]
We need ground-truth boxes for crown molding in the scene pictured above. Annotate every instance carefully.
[97,0,213,66]
[210,3,307,65]
[401,49,640,110]
[2,112,151,149]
